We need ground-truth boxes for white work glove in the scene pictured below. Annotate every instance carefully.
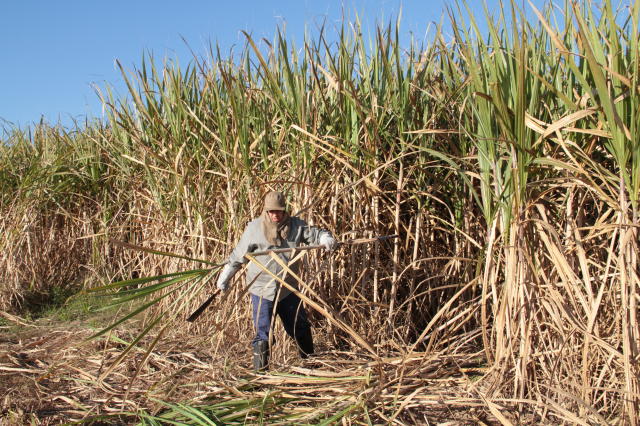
[319,233,338,252]
[216,264,237,292]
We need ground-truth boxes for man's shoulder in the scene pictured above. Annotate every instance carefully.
[289,215,307,225]
[239,217,261,233]
[247,217,262,227]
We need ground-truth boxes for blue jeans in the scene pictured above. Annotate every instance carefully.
[251,292,314,357]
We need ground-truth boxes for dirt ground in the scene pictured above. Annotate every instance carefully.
[1,312,511,425]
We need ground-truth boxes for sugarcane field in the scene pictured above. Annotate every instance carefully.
[1,0,639,424]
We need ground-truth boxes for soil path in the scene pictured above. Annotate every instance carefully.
[1,317,497,425]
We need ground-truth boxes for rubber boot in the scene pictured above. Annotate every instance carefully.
[252,340,270,372]
[296,330,314,359]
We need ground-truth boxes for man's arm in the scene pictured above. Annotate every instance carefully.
[299,218,338,251]
[217,224,254,291]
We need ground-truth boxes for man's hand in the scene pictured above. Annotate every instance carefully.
[217,264,237,291]
[319,234,338,252]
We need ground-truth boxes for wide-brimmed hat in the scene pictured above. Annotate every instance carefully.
[263,191,287,211]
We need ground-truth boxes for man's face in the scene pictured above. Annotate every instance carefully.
[268,210,285,223]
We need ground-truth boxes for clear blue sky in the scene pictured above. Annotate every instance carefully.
[1,1,549,130]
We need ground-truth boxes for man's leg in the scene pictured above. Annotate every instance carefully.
[251,294,274,371]
[276,293,314,358]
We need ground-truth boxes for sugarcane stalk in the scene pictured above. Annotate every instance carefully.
[186,234,398,322]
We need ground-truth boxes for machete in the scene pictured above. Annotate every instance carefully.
[186,289,220,322]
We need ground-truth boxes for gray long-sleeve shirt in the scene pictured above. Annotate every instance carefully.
[225,216,332,301]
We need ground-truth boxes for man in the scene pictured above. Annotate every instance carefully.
[216,191,337,371]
